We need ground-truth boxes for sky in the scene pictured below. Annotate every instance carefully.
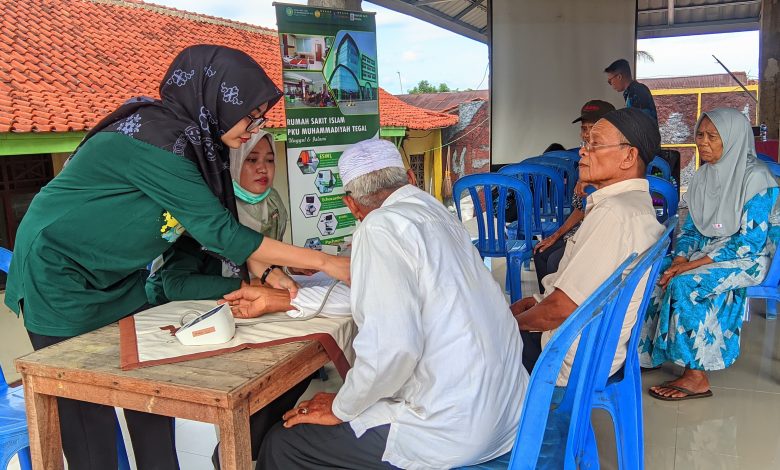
[150,1,759,93]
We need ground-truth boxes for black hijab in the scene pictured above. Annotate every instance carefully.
[75,44,282,215]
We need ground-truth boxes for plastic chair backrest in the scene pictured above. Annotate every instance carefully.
[543,149,580,163]
[498,162,566,229]
[646,156,671,181]
[646,175,679,222]
[524,156,579,201]
[453,174,534,258]
[587,218,675,394]
[0,247,11,274]
[508,255,636,468]
[757,153,775,163]
[763,160,780,178]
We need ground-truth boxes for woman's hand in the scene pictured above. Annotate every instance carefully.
[534,233,560,254]
[264,267,300,299]
[574,181,589,198]
[321,255,351,286]
[658,257,712,289]
[220,285,293,318]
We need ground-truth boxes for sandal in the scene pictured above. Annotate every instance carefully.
[649,384,713,401]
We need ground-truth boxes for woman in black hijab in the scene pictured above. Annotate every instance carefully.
[6,45,348,469]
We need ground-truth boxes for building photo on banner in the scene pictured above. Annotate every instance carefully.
[276,3,380,248]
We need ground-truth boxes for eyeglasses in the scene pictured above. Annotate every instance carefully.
[245,109,267,132]
[580,141,630,152]
[607,74,619,85]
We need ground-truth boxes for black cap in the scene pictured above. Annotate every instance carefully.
[573,100,616,124]
[601,108,661,166]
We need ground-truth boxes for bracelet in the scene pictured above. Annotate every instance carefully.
[260,265,281,285]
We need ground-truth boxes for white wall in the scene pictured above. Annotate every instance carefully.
[491,0,636,162]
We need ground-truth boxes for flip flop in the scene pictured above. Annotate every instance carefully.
[649,384,713,401]
[640,365,662,372]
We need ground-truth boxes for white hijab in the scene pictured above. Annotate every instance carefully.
[686,108,777,237]
[227,130,287,239]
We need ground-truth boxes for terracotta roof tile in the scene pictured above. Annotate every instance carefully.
[0,0,455,133]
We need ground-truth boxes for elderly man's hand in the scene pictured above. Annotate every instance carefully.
[282,393,343,428]
[510,297,538,317]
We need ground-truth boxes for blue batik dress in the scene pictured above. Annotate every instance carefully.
[639,188,779,371]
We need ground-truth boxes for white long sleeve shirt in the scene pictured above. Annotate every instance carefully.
[332,185,528,470]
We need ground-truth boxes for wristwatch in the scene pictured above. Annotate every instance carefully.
[260,265,282,285]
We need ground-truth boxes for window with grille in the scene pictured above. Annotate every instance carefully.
[409,154,425,190]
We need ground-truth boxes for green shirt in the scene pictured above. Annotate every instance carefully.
[144,235,242,305]
[5,132,264,337]
[145,189,288,304]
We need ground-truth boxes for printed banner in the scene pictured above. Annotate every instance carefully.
[275,3,380,248]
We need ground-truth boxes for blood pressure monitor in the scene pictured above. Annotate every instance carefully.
[175,304,236,346]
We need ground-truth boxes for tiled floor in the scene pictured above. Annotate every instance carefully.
[6,260,780,470]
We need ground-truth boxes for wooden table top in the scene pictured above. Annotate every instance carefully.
[16,322,324,410]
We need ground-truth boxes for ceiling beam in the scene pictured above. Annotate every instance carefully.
[637,17,759,39]
[453,1,483,21]
[414,0,457,6]
[639,0,760,15]
[368,0,487,43]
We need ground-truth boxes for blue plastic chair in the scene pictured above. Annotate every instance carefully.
[0,247,131,470]
[763,160,780,178]
[757,152,775,163]
[499,163,566,239]
[454,174,535,302]
[589,218,675,470]
[525,156,579,202]
[646,157,671,181]
[544,149,581,163]
[0,365,31,470]
[646,175,679,223]
[457,255,637,469]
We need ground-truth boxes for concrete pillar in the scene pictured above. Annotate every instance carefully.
[760,0,780,139]
[308,0,362,11]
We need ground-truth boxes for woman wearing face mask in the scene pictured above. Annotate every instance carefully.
[5,45,348,469]
[146,130,297,306]
[640,108,779,401]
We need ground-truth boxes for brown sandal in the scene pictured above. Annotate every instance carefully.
[649,384,713,401]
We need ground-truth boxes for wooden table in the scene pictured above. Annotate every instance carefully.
[15,323,329,470]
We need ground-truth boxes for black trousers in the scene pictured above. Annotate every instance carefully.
[211,373,316,468]
[520,330,544,375]
[27,330,179,470]
[532,237,567,294]
[256,422,398,470]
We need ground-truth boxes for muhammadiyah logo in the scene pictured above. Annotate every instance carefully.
[285,7,293,16]
[314,10,321,18]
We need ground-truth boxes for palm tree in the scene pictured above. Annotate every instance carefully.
[637,50,655,63]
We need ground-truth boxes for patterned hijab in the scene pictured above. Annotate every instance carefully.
[73,44,282,216]
[686,108,777,237]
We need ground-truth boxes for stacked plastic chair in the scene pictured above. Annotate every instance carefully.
[457,255,636,469]
[646,157,671,181]
[589,218,675,470]
[453,174,535,302]
[499,162,566,240]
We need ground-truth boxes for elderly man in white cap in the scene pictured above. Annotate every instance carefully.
[254,138,529,470]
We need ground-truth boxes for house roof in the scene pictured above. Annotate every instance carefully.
[379,89,458,128]
[0,0,455,133]
[397,90,489,113]
[643,72,754,90]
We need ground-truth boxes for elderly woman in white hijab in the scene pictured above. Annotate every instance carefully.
[640,108,779,401]
[146,130,294,304]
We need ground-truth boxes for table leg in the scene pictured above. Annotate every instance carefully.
[23,378,64,470]
[218,401,252,470]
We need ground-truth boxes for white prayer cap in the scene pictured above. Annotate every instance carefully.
[338,139,405,187]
